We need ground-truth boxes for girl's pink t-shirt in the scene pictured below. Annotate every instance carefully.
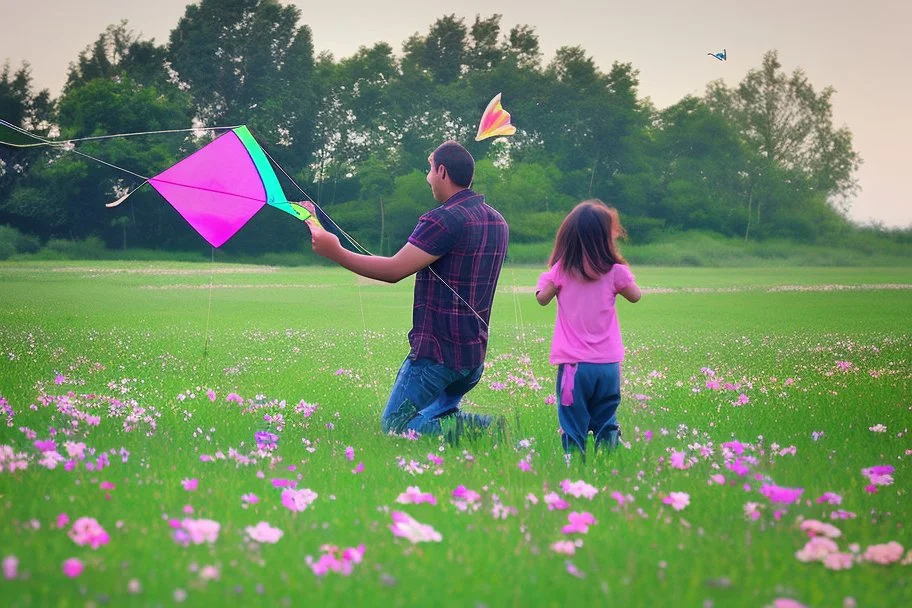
[536,261,635,365]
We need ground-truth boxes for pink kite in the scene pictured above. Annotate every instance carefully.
[0,119,321,248]
[475,93,516,141]
[106,126,317,247]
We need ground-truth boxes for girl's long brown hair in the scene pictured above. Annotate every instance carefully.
[548,200,627,281]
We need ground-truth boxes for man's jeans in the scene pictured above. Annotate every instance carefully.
[381,357,490,436]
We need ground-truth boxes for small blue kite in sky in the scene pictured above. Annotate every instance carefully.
[708,49,727,61]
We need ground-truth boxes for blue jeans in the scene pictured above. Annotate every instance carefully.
[381,357,489,435]
[555,362,621,453]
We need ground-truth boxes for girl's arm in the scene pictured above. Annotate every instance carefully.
[619,281,641,303]
[536,281,559,306]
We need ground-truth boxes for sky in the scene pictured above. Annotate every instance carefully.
[2,0,910,228]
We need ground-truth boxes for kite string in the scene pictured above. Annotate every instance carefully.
[261,146,490,330]
[0,119,240,147]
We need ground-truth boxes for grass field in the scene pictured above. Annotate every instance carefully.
[1,261,910,607]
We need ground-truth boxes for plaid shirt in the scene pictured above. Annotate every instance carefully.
[407,189,509,370]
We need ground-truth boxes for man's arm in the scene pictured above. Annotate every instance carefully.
[311,223,439,283]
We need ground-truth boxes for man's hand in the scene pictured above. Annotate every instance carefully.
[309,222,342,261]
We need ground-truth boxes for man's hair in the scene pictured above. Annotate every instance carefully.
[432,141,475,188]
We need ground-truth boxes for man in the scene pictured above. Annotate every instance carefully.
[309,140,509,439]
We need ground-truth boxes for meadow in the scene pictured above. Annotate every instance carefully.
[0,261,910,607]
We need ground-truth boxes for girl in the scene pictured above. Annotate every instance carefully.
[535,200,641,454]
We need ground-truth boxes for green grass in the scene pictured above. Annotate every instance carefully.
[1,262,910,607]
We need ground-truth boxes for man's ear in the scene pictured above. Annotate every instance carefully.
[437,164,448,181]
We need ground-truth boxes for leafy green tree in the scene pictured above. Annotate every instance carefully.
[423,15,468,85]
[0,62,54,206]
[705,50,861,240]
[168,0,318,168]
[467,15,503,71]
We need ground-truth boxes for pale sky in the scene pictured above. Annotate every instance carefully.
[2,0,910,227]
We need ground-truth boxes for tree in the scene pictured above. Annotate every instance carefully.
[167,0,318,169]
[422,15,467,85]
[504,25,542,70]
[467,15,503,71]
[0,62,54,205]
[705,50,862,240]
[650,96,747,233]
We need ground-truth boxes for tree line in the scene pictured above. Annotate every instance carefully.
[0,0,879,257]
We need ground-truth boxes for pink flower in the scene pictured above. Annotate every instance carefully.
[815,492,842,505]
[560,479,598,499]
[34,439,56,452]
[206,389,216,402]
[245,522,283,544]
[669,450,688,470]
[241,493,259,507]
[61,558,84,578]
[199,565,220,581]
[544,492,570,511]
[306,544,365,576]
[722,440,746,455]
[759,484,804,505]
[644,430,653,442]
[56,513,70,528]
[733,393,750,406]
[565,561,585,578]
[709,474,726,485]
[795,537,839,562]
[550,540,580,555]
[451,485,481,512]
[829,510,857,520]
[352,462,364,474]
[610,491,632,507]
[517,459,532,472]
[662,492,690,511]
[344,446,355,461]
[862,465,894,487]
[862,541,904,565]
[823,552,854,570]
[770,600,807,608]
[281,488,318,512]
[2,556,18,580]
[179,518,220,545]
[427,453,443,466]
[799,519,842,539]
[561,511,597,534]
[396,486,437,506]
[743,502,762,520]
[68,517,109,549]
[726,459,750,477]
[181,478,198,492]
[389,511,442,543]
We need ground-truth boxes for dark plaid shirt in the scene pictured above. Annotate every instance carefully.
[407,189,509,371]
